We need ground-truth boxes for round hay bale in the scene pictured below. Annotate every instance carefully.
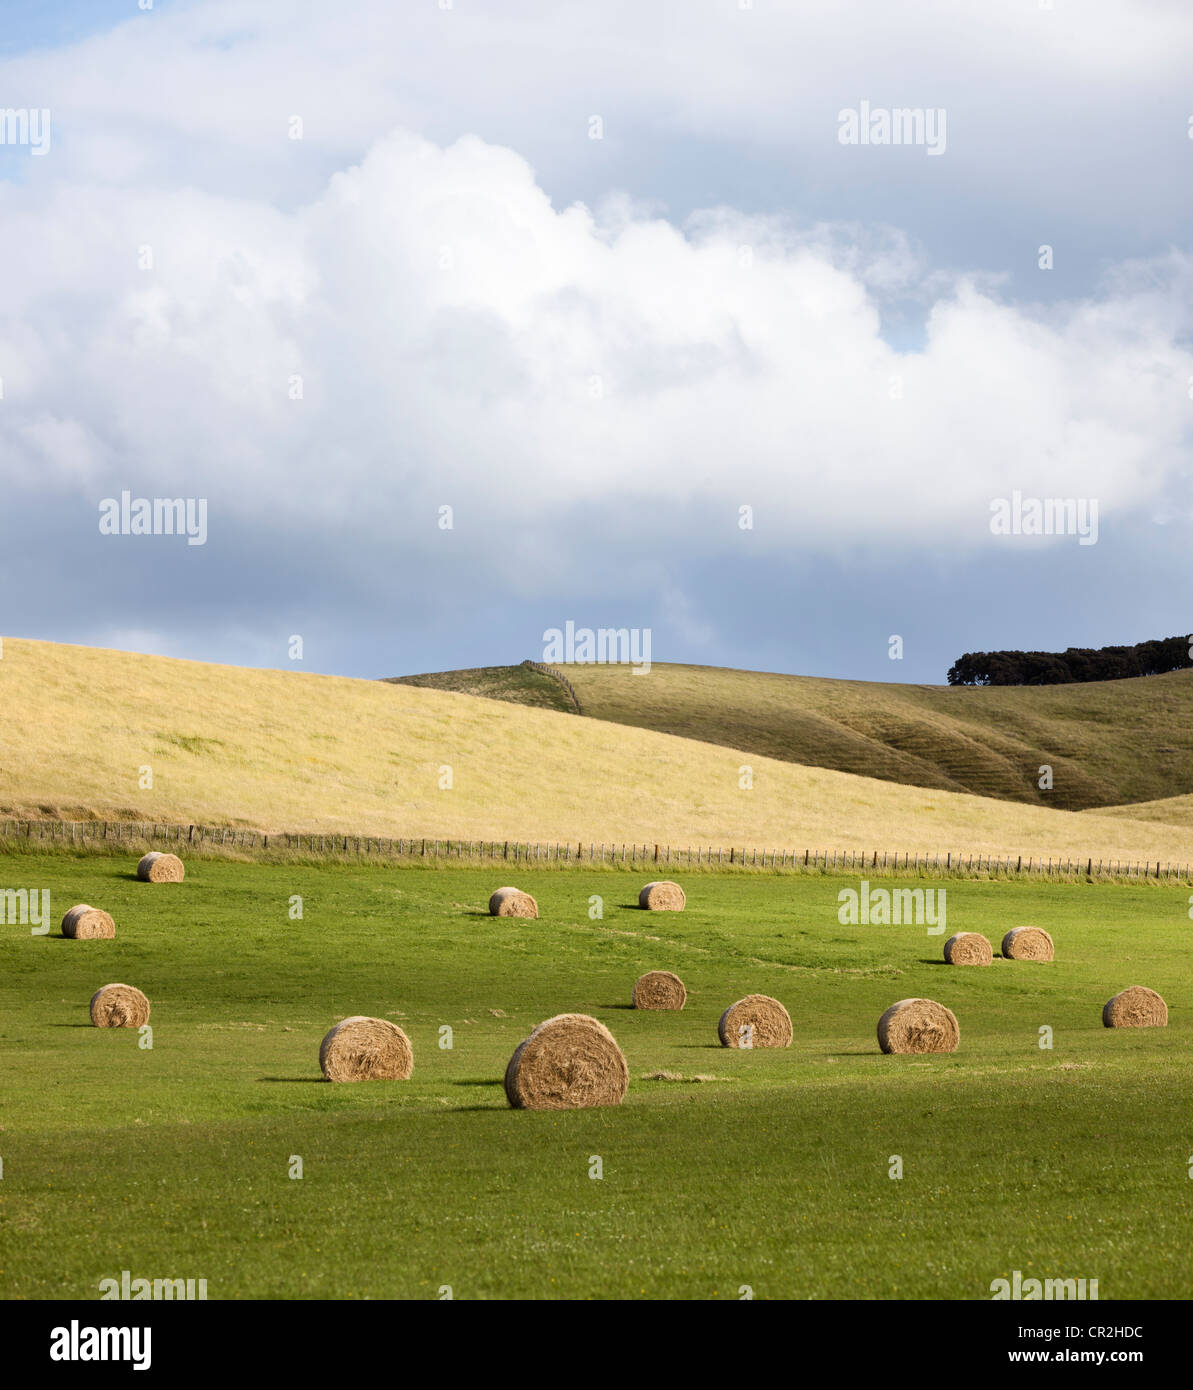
[319,1016,413,1082]
[504,1013,628,1110]
[638,880,686,911]
[1102,986,1168,1029]
[717,994,792,1049]
[877,998,959,1054]
[632,970,686,1010]
[89,983,150,1028]
[137,851,185,883]
[943,932,993,966]
[488,886,538,918]
[1001,926,1054,961]
[61,904,116,940]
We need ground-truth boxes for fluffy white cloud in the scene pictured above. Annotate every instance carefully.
[2,126,1190,582]
[4,0,1189,224]
[0,0,1189,683]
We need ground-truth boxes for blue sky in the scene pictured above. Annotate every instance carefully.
[0,0,1190,683]
[0,1,179,56]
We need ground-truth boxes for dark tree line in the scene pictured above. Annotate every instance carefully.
[947,636,1192,686]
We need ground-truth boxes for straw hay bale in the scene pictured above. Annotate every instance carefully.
[717,994,792,1048]
[1102,986,1167,1029]
[90,983,150,1028]
[638,881,686,911]
[504,1013,628,1109]
[319,1015,414,1081]
[1001,926,1053,961]
[877,998,959,1054]
[943,932,993,966]
[137,851,185,883]
[488,886,538,918]
[61,904,115,940]
[632,970,687,1010]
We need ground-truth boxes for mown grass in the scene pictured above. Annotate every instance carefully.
[1,856,1190,1299]
[404,660,1193,812]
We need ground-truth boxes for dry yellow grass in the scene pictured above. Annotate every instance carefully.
[1,637,1191,860]
[1089,793,1193,830]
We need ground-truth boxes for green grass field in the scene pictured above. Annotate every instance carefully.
[2,853,1190,1300]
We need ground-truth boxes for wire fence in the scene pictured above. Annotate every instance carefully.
[1,819,1190,881]
[521,658,584,713]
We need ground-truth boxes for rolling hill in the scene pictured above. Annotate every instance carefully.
[393,662,575,713]
[1091,793,1193,830]
[390,661,1193,812]
[2,637,1192,861]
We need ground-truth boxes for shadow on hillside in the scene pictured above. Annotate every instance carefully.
[258,1077,326,1083]
[453,1079,500,1087]
[49,1022,94,1028]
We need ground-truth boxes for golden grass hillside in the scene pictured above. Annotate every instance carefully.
[396,660,1193,812]
[1089,793,1193,830]
[3,637,1192,860]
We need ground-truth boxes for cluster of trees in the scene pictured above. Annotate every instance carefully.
[947,636,1192,686]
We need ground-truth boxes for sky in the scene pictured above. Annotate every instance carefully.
[0,0,1190,683]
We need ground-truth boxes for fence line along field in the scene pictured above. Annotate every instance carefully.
[2,853,1189,1299]
[7,818,1193,885]
[4,638,1193,865]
